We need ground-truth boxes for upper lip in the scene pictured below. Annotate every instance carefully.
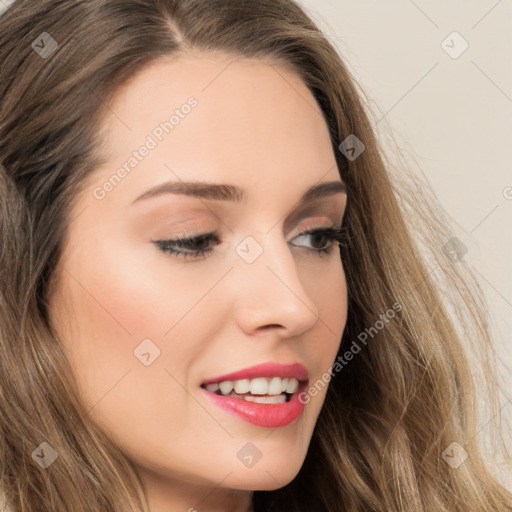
[201,362,309,385]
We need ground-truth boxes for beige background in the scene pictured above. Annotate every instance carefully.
[297,0,511,490]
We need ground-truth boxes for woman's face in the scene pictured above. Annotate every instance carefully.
[49,52,348,509]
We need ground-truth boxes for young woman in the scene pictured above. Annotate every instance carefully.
[0,1,510,511]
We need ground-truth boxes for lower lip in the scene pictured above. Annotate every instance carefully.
[201,386,306,428]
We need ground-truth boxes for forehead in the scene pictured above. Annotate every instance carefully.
[87,52,339,209]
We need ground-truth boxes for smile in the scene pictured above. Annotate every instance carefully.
[200,363,309,428]
[202,376,300,403]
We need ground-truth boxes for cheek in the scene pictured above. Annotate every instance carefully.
[61,232,220,359]
[300,258,347,411]
[321,263,347,342]
[304,256,347,355]
[50,236,221,438]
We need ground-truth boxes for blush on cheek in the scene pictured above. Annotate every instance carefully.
[68,246,216,379]
[54,266,196,434]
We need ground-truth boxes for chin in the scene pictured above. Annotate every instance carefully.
[225,452,306,491]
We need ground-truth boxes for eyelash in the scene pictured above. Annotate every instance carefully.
[154,227,350,261]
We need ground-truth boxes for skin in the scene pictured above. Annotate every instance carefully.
[48,52,348,512]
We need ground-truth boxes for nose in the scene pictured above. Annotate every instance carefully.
[230,232,320,338]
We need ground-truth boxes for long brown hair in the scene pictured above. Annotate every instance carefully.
[1,1,510,510]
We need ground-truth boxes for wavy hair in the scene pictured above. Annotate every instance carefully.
[0,0,511,510]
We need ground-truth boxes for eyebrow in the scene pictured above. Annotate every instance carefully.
[131,179,347,205]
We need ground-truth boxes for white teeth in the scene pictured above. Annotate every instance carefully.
[268,377,282,395]
[207,377,301,397]
[243,394,287,404]
[286,378,299,394]
[218,381,234,395]
[250,377,269,395]
[233,379,250,394]
[221,391,287,404]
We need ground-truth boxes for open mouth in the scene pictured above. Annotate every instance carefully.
[200,376,303,404]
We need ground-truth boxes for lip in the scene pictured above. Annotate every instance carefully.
[201,362,309,385]
[200,380,308,428]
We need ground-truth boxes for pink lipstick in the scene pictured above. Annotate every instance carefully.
[200,362,309,428]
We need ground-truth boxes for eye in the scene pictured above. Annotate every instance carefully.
[290,227,348,256]
[154,231,220,260]
[153,227,349,261]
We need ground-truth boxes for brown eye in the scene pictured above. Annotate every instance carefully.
[291,227,348,256]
